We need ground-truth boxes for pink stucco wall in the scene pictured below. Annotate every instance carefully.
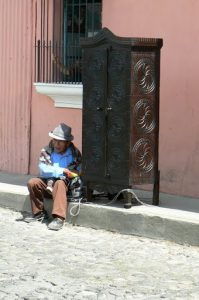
[103,0,199,197]
[0,0,32,174]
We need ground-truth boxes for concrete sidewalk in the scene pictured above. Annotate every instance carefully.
[0,171,199,246]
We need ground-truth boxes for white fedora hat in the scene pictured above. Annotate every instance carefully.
[49,123,74,141]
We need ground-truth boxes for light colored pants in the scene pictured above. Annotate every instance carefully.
[27,178,68,219]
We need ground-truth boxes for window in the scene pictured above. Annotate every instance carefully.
[35,0,102,84]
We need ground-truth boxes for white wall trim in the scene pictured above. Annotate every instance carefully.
[34,83,83,109]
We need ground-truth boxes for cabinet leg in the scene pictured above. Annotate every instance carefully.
[86,183,93,202]
[153,170,160,205]
[123,191,132,209]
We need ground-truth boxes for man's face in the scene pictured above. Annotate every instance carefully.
[52,139,70,154]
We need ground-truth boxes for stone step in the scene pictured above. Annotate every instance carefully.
[0,179,199,246]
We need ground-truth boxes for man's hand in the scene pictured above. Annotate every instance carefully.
[63,169,78,178]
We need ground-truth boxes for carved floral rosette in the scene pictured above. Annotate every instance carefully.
[132,56,157,180]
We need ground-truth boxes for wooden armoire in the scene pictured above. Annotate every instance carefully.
[80,28,163,205]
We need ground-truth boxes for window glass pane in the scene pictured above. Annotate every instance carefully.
[54,0,102,83]
[68,0,100,3]
[87,3,101,37]
[67,5,86,34]
[64,0,101,38]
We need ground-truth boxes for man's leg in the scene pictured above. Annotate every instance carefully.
[51,179,68,219]
[48,180,68,230]
[24,178,48,222]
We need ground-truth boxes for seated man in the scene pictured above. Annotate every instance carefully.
[24,123,82,231]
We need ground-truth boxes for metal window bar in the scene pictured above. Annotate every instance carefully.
[35,40,82,84]
[91,0,94,34]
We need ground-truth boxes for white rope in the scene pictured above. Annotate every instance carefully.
[69,197,83,217]
[101,188,149,206]
[69,188,149,219]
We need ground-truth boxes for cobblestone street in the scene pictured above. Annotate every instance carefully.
[0,207,199,299]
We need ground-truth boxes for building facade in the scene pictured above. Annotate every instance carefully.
[0,0,199,199]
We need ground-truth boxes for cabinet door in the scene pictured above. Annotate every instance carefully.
[106,46,131,185]
[82,46,108,182]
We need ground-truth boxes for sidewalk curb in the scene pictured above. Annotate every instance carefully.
[68,203,199,247]
[0,183,31,212]
[0,181,199,246]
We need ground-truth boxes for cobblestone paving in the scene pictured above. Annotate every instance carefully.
[0,207,199,300]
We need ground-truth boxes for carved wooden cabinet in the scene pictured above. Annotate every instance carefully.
[80,28,163,205]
